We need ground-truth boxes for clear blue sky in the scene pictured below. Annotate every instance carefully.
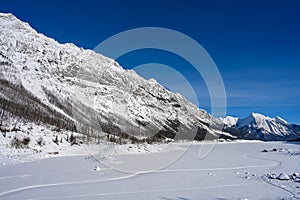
[1,0,299,123]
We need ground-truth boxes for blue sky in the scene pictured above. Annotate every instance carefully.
[0,0,299,123]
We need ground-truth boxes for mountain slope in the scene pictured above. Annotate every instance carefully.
[0,13,226,141]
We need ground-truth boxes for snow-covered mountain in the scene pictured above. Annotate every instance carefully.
[0,13,227,141]
[222,116,238,127]
[222,113,300,141]
[1,13,299,143]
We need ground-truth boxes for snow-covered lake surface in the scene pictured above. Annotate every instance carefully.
[0,141,300,200]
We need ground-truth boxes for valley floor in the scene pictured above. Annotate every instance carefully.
[0,141,300,200]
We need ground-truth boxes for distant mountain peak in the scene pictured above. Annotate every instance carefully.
[222,112,299,141]
[221,116,238,127]
[249,112,269,120]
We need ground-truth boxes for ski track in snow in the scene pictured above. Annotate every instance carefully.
[0,164,279,198]
[0,168,113,181]
[246,150,300,199]
[26,183,268,200]
[261,175,299,200]
[0,164,275,181]
[0,173,137,198]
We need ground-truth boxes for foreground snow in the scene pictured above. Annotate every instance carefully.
[0,141,300,200]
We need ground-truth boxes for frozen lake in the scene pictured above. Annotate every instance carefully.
[0,141,300,200]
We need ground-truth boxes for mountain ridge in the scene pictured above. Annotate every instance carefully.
[0,12,226,142]
[222,112,300,141]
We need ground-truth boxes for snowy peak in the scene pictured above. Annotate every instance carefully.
[221,116,238,127]
[237,112,288,130]
[237,112,272,129]
[0,12,36,34]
